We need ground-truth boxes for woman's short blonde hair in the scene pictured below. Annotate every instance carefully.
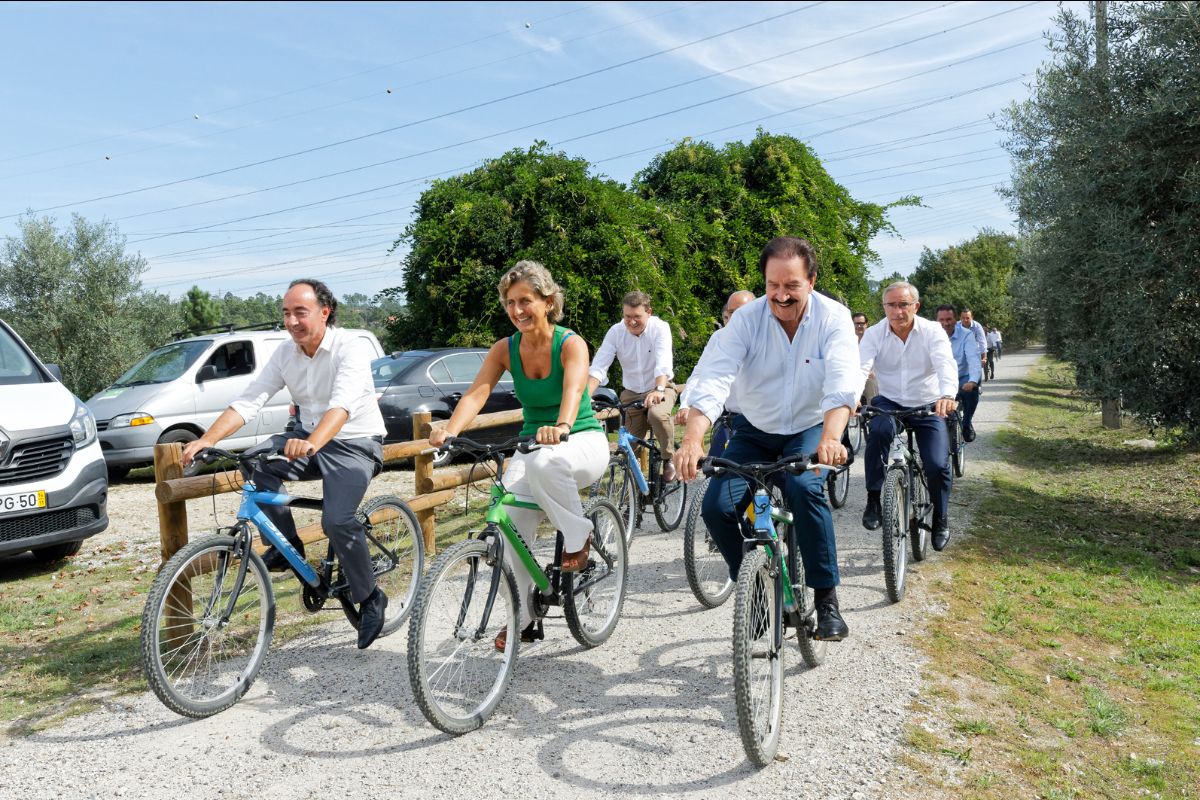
[497,260,564,322]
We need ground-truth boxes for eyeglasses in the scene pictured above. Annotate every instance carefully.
[883,302,915,310]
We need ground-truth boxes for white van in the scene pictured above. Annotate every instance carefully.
[86,325,384,479]
[0,318,108,562]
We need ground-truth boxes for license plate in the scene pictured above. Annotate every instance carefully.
[0,490,47,515]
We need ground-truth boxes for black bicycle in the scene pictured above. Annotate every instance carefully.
[860,406,934,603]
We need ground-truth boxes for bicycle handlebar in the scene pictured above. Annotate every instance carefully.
[701,452,833,482]
[430,432,567,460]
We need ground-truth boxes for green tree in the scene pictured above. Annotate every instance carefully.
[909,229,1019,331]
[0,214,179,398]
[1001,2,1200,437]
[180,285,220,331]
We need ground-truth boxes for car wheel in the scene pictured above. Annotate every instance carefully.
[106,464,132,482]
[158,429,199,447]
[32,540,83,563]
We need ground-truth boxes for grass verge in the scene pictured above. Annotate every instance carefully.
[903,359,1199,799]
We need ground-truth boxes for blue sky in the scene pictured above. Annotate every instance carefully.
[0,1,1080,300]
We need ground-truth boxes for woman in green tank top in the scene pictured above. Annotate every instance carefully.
[429,260,611,647]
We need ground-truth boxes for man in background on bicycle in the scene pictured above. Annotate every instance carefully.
[852,311,879,404]
[936,304,982,443]
[588,291,678,481]
[860,283,958,551]
[676,289,756,457]
[673,237,860,641]
[181,279,390,650]
[959,307,989,390]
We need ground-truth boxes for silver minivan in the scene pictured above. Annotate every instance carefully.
[86,326,384,478]
[0,318,108,562]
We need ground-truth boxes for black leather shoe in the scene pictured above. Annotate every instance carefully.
[815,603,849,641]
[262,546,302,573]
[357,587,389,650]
[932,516,950,551]
[862,497,882,531]
[962,423,976,443]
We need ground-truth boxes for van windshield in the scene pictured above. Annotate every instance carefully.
[112,340,212,386]
[0,325,43,386]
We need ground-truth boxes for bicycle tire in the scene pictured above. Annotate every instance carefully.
[140,534,275,718]
[563,498,629,648]
[340,495,424,636]
[849,416,865,455]
[407,538,519,735]
[653,474,688,532]
[590,455,638,547]
[682,477,734,608]
[881,467,909,603]
[950,416,967,478]
[826,465,850,509]
[781,521,826,668]
[909,473,931,563]
[732,547,784,767]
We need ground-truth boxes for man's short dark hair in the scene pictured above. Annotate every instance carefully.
[758,236,817,280]
[959,306,973,315]
[623,291,652,310]
[851,311,868,323]
[289,278,338,325]
[935,304,957,316]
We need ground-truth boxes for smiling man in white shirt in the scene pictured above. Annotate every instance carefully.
[673,237,861,641]
[859,281,959,551]
[588,291,678,480]
[181,279,390,649]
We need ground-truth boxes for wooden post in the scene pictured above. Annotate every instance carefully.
[154,442,190,564]
[153,442,192,648]
[412,411,437,555]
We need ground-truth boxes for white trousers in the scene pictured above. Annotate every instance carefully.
[501,429,610,626]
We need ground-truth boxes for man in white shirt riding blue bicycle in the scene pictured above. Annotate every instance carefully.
[859,282,958,551]
[673,237,860,641]
[588,291,678,481]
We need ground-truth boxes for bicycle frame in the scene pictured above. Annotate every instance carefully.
[615,421,657,496]
[742,490,799,613]
[236,483,323,587]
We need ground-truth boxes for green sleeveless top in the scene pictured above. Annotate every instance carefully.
[509,325,603,437]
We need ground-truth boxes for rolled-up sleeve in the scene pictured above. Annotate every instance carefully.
[229,347,286,425]
[328,337,376,418]
[653,318,674,381]
[820,308,865,414]
[687,316,748,425]
[587,325,619,386]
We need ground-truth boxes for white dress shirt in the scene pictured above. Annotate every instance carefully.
[231,326,386,439]
[589,315,674,393]
[986,330,1001,347]
[686,294,862,435]
[859,316,958,407]
[959,319,987,358]
[680,326,743,414]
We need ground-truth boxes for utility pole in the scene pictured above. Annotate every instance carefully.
[1093,0,1121,429]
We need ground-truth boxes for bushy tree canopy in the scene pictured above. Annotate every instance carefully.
[909,229,1019,333]
[1001,2,1200,437]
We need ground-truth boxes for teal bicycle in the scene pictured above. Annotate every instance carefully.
[701,451,834,766]
[407,434,628,735]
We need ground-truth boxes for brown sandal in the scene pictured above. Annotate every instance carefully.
[494,622,540,652]
[559,536,592,573]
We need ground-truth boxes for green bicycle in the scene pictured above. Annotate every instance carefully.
[406,433,628,735]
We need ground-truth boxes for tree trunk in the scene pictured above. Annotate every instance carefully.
[1101,397,1121,429]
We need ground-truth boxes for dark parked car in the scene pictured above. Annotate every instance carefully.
[373,348,522,465]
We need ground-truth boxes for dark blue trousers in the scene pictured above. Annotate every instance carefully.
[864,396,952,520]
[958,384,980,431]
[700,417,839,589]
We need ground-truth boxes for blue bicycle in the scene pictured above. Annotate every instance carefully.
[139,447,423,718]
[589,394,689,546]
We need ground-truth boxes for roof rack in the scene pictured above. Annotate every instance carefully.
[171,321,283,341]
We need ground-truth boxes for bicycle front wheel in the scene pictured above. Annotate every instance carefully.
[909,473,930,563]
[826,465,850,509]
[591,455,638,547]
[682,477,734,608]
[564,499,629,647]
[140,534,275,718]
[849,416,865,455]
[950,417,967,478]
[653,474,688,532]
[407,538,519,735]
[732,548,784,768]
[881,467,910,603]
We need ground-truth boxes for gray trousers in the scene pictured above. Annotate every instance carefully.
[246,431,383,604]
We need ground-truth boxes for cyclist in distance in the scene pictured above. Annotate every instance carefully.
[180,279,390,649]
[673,237,860,641]
[427,260,609,650]
[936,304,981,442]
[859,282,958,551]
[587,291,678,481]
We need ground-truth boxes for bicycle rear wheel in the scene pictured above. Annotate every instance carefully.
[140,534,274,718]
[407,538,519,735]
[340,495,424,636]
[732,548,784,767]
[881,467,910,603]
[590,455,638,547]
[683,477,734,608]
[950,416,967,478]
[564,499,628,647]
[826,465,850,509]
[781,521,826,668]
[653,474,688,532]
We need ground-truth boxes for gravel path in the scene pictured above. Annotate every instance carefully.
[0,349,1041,800]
